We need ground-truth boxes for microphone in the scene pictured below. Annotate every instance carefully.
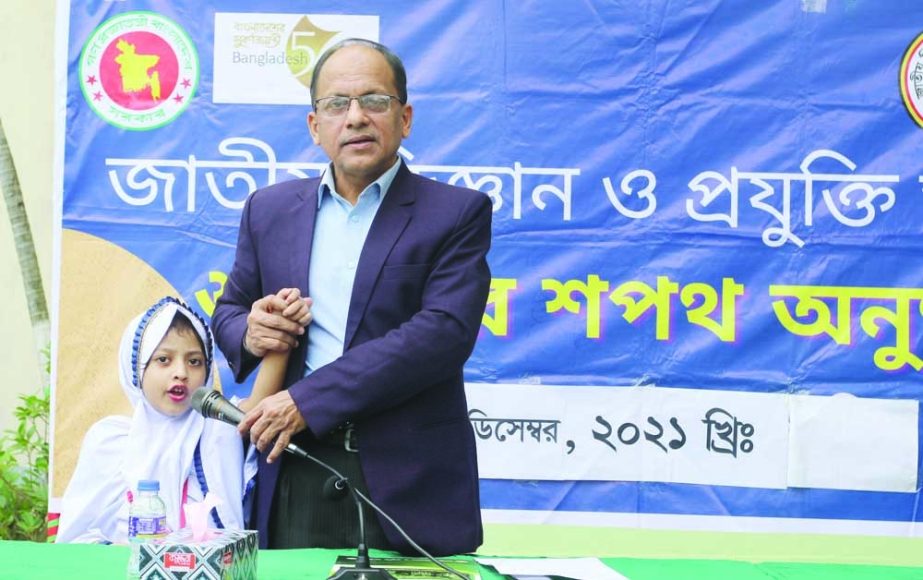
[284,445,396,580]
[190,388,467,580]
[190,387,245,426]
[323,476,349,501]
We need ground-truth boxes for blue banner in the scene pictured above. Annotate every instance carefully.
[56,0,923,534]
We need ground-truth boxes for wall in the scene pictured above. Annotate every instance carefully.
[0,1,56,431]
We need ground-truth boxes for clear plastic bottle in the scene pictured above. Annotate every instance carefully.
[126,479,168,579]
[129,479,168,540]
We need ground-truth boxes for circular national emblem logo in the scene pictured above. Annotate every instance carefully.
[79,11,198,131]
[900,31,923,128]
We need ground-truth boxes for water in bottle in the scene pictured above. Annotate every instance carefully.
[126,479,168,579]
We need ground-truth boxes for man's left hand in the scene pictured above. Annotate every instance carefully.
[238,390,307,463]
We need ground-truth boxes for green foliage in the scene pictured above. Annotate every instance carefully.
[0,349,50,541]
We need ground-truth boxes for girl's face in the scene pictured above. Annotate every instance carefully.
[140,327,206,416]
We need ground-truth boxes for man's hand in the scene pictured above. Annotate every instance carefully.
[238,390,307,464]
[244,288,312,357]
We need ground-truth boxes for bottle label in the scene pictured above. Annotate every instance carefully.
[128,515,168,541]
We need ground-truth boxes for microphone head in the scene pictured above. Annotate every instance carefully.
[190,387,245,425]
[322,476,349,501]
[190,387,214,415]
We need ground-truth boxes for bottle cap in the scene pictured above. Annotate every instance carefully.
[138,479,160,492]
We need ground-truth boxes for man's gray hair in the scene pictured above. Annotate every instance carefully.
[310,38,408,105]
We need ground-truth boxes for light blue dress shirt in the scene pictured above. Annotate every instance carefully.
[305,158,402,376]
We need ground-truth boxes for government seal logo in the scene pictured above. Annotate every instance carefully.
[79,11,198,131]
[900,31,923,128]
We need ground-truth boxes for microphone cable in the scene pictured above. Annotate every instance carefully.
[285,443,469,580]
[191,388,472,580]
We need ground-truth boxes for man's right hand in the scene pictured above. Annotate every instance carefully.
[244,288,312,357]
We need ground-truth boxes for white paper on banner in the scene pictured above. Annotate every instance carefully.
[465,383,789,489]
[476,557,628,580]
[213,13,379,104]
[788,393,918,492]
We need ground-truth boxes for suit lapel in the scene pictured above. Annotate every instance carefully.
[344,164,416,349]
[284,180,317,385]
[289,180,318,297]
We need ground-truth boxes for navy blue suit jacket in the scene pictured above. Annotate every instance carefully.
[212,162,490,555]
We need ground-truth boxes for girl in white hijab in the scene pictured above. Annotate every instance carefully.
[57,297,257,544]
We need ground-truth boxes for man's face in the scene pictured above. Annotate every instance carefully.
[308,45,413,196]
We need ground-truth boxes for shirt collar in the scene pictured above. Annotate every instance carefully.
[317,156,403,208]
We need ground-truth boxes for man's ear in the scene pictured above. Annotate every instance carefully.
[401,103,413,138]
[307,111,321,144]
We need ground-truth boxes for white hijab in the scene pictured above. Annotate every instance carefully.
[57,297,255,543]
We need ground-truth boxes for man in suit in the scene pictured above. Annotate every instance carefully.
[212,38,491,556]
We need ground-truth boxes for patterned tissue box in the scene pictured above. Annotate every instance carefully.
[134,528,258,579]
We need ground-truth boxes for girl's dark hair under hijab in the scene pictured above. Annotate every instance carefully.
[168,311,207,355]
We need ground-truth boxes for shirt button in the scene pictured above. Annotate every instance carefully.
[349,215,359,223]
[347,261,356,269]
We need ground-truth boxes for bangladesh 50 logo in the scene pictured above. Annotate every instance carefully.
[900,31,923,128]
[79,11,198,130]
[286,16,338,89]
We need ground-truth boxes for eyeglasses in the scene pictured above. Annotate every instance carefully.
[313,94,402,117]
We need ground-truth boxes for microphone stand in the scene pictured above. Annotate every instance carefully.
[191,383,465,579]
[242,351,393,577]
[285,444,397,580]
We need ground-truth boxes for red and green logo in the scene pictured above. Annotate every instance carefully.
[79,11,198,130]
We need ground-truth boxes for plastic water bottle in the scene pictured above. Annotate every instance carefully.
[129,480,168,540]
[127,480,168,578]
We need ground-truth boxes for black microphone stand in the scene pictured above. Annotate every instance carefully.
[190,390,464,579]
[285,444,397,580]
